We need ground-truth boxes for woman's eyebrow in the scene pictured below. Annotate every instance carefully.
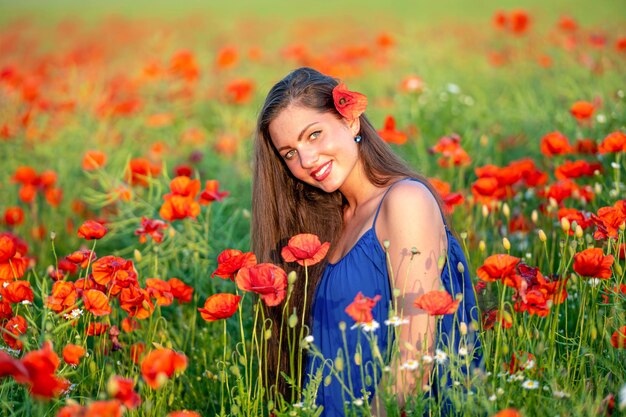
[277,122,318,152]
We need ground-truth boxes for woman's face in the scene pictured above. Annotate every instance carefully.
[268,104,361,194]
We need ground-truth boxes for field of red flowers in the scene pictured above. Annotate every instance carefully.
[0,2,625,416]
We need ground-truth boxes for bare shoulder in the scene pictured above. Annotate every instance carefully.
[378,180,443,225]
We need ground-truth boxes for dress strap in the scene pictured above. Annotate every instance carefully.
[371,177,449,229]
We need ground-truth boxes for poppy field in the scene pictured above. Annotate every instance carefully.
[0,1,625,416]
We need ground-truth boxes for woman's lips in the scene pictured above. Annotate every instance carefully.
[311,161,332,181]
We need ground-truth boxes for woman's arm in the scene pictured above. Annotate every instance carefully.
[374,180,447,410]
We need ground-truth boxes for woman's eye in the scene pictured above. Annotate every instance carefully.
[284,149,296,160]
[309,130,321,140]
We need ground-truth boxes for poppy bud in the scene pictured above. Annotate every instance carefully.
[335,356,344,372]
[134,249,142,263]
[50,231,57,241]
[324,375,332,386]
[575,225,583,238]
[339,321,346,331]
[538,229,547,242]
[502,238,511,251]
[502,344,509,355]
[264,329,272,340]
[561,218,571,232]
[287,271,297,285]
[479,240,486,253]
[480,135,489,146]
[457,262,465,274]
[502,203,510,219]
[614,262,623,276]
[288,312,298,328]
[459,322,468,335]
[531,210,538,224]
[621,222,626,231]
[549,198,558,209]
[460,232,467,240]
[482,205,489,218]
[594,183,602,194]
[590,325,597,340]
[383,240,390,249]
[354,351,362,366]
[438,255,446,270]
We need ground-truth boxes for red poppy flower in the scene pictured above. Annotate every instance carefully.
[169,50,199,82]
[87,322,110,336]
[119,286,154,319]
[3,206,24,226]
[492,409,522,417]
[62,344,86,366]
[82,150,107,171]
[477,254,521,283]
[281,233,331,267]
[121,317,140,333]
[345,292,381,324]
[125,158,162,187]
[159,195,200,222]
[3,315,27,350]
[83,289,112,316]
[555,160,601,180]
[428,177,464,214]
[598,131,626,154]
[91,255,137,287]
[557,207,591,234]
[0,350,28,381]
[168,278,194,303]
[0,234,29,282]
[145,278,174,306]
[66,249,97,268]
[215,45,239,69]
[591,204,626,240]
[167,176,201,199]
[224,79,255,104]
[611,326,626,348]
[332,82,368,121]
[140,348,188,389]
[1,280,34,304]
[235,263,288,307]
[77,219,108,240]
[429,134,472,167]
[570,101,594,121]
[509,9,530,34]
[56,404,86,417]
[198,293,241,322]
[168,411,202,417]
[573,248,614,279]
[414,290,460,316]
[482,308,513,331]
[378,115,408,145]
[21,341,70,398]
[0,299,13,320]
[575,138,597,155]
[540,131,572,157]
[211,249,257,280]
[199,180,229,204]
[84,400,124,417]
[108,375,142,409]
[134,217,168,244]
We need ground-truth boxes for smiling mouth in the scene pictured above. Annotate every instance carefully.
[311,161,332,181]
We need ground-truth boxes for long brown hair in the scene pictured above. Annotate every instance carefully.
[252,67,444,397]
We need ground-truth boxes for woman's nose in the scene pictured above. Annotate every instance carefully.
[298,147,319,169]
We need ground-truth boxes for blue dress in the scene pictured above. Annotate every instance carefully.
[305,178,482,416]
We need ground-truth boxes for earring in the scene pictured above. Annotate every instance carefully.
[354,135,362,143]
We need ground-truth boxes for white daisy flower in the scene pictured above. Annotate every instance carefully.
[352,398,364,407]
[421,354,434,364]
[400,359,419,371]
[384,316,409,327]
[293,402,304,408]
[304,335,314,343]
[458,347,468,357]
[522,380,539,390]
[434,349,448,364]
[618,383,626,410]
[489,394,497,401]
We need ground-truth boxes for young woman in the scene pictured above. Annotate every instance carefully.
[252,67,481,416]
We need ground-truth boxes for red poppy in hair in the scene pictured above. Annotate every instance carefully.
[332,82,368,121]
